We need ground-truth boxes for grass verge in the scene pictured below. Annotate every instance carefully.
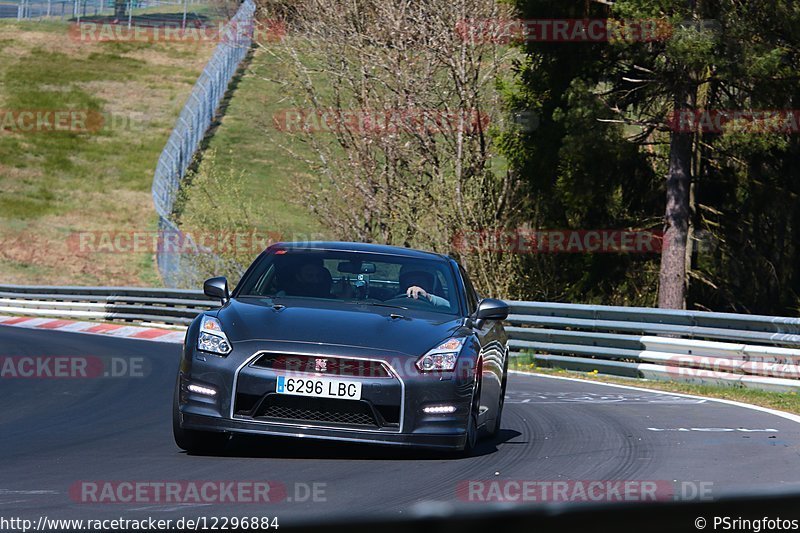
[0,18,216,285]
[180,43,324,241]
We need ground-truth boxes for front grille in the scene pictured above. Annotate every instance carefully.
[251,354,392,378]
[247,394,380,428]
[235,393,261,414]
[375,405,400,425]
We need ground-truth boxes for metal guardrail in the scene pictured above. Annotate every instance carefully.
[1,286,799,392]
[0,285,216,326]
[506,301,800,392]
[507,301,800,345]
[151,0,255,288]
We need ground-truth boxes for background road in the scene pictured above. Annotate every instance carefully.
[2,325,800,525]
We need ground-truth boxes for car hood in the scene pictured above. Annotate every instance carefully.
[215,298,465,357]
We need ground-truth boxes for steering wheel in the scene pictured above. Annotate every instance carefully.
[386,293,435,307]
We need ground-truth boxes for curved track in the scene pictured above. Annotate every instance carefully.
[2,325,800,524]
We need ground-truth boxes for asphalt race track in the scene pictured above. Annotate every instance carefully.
[2,325,800,526]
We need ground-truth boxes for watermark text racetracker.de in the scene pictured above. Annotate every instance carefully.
[669,109,800,134]
[0,110,103,134]
[452,229,664,254]
[0,109,141,134]
[455,18,719,44]
[69,481,326,504]
[0,356,148,379]
[458,480,714,503]
[69,18,287,43]
[272,108,491,135]
[66,230,329,255]
[660,352,800,381]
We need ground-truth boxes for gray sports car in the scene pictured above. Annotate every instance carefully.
[173,242,509,454]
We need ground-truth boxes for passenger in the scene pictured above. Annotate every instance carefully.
[285,263,333,298]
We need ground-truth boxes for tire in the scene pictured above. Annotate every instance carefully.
[459,374,482,457]
[487,394,504,438]
[173,379,229,455]
[461,404,479,456]
[487,355,509,438]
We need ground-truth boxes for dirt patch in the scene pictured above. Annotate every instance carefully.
[0,190,157,286]
[0,21,215,286]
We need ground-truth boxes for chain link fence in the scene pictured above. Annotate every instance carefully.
[151,0,255,288]
[4,0,205,21]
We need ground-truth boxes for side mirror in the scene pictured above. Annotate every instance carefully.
[204,277,230,305]
[470,298,509,328]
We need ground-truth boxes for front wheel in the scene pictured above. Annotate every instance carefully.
[173,380,229,455]
[487,351,509,438]
[458,375,482,457]
[461,405,479,455]
[486,397,504,438]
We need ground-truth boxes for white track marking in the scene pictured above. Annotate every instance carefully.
[510,370,800,425]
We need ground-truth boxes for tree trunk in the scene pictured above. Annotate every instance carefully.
[658,92,694,309]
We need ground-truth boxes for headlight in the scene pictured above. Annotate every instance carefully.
[197,316,232,356]
[416,337,466,372]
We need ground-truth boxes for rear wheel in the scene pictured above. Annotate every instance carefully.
[172,378,229,455]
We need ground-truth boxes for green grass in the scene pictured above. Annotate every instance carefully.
[510,356,800,416]
[0,18,215,285]
[186,45,324,238]
[1,46,202,190]
[128,2,219,16]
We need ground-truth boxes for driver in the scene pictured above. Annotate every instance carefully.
[398,266,450,309]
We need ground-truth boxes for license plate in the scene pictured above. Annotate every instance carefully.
[276,375,362,400]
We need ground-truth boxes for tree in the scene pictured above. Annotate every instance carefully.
[499,0,661,305]
[603,0,800,312]
[584,0,713,310]
[255,0,528,297]
[507,0,800,312]
[685,0,800,314]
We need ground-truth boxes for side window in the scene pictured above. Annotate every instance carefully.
[459,265,478,314]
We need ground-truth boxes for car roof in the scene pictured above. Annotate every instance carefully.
[270,241,453,262]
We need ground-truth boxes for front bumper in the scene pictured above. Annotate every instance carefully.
[178,340,476,451]
[180,412,468,450]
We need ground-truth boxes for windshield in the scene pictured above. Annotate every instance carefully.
[235,249,462,316]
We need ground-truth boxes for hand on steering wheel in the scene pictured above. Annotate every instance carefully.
[405,285,433,303]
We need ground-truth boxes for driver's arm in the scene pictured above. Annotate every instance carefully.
[427,293,450,308]
[406,286,450,308]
